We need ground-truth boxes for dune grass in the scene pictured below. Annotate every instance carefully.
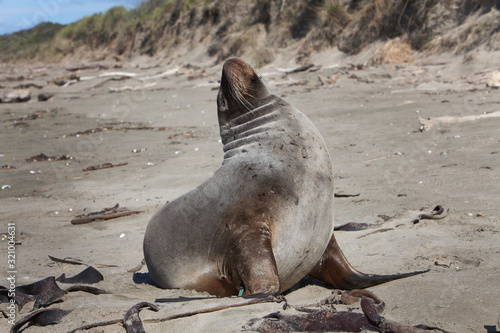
[0,0,498,63]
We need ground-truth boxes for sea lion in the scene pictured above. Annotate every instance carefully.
[143,58,428,296]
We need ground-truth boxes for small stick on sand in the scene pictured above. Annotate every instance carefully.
[419,111,500,131]
[82,162,128,171]
[68,296,281,332]
[71,210,143,225]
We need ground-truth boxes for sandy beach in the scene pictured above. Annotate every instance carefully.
[1,48,499,332]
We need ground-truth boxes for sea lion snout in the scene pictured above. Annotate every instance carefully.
[219,58,269,113]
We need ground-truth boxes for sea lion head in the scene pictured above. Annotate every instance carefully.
[217,58,270,124]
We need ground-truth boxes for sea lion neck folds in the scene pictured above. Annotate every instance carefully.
[220,98,284,160]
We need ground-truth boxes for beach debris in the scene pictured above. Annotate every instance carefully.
[318,73,341,85]
[361,296,449,333]
[68,295,281,333]
[419,111,500,131]
[65,63,109,72]
[1,185,12,190]
[0,286,32,311]
[56,266,104,284]
[78,67,179,84]
[48,255,118,268]
[51,72,80,86]
[0,89,31,103]
[82,162,128,171]
[486,71,500,88]
[378,214,394,221]
[1,165,16,170]
[411,205,448,224]
[108,82,157,93]
[48,255,86,265]
[334,222,369,231]
[69,126,111,136]
[38,92,54,101]
[13,83,43,89]
[131,148,147,153]
[17,276,67,310]
[334,193,360,198]
[67,302,160,333]
[70,203,143,224]
[4,108,59,123]
[65,285,109,295]
[276,64,315,74]
[434,261,451,268]
[123,302,161,333]
[247,290,449,333]
[67,317,124,333]
[128,259,146,273]
[26,153,74,162]
[10,308,71,332]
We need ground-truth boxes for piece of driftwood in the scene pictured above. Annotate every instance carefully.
[48,255,118,268]
[411,205,448,224]
[82,162,127,171]
[38,92,54,101]
[0,89,31,103]
[68,296,279,333]
[334,222,369,231]
[318,74,341,85]
[26,153,73,162]
[419,111,500,131]
[65,285,109,295]
[14,83,43,89]
[51,73,80,86]
[71,203,143,225]
[65,64,109,72]
[334,193,360,198]
[276,64,315,74]
[123,302,160,333]
[108,82,157,93]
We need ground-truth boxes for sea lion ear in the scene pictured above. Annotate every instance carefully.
[217,90,228,112]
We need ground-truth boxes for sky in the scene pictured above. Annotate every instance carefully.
[0,0,140,35]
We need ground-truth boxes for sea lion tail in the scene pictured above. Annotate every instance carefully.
[309,234,429,290]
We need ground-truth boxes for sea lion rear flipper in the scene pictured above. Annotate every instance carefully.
[308,234,429,290]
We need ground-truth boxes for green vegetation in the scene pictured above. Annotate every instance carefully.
[184,0,197,11]
[59,6,128,47]
[0,22,63,61]
[0,0,497,63]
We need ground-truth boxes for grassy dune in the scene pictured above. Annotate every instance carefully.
[1,0,499,64]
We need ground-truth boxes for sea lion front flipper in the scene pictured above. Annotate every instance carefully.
[308,234,429,290]
[228,222,280,296]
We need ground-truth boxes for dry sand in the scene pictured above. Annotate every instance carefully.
[0,50,499,332]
